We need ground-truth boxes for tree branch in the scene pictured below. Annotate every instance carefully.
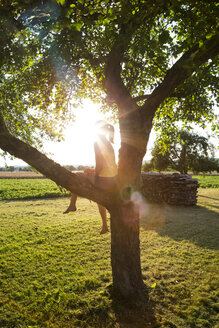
[103,23,140,113]
[133,95,151,103]
[140,33,219,118]
[0,114,112,208]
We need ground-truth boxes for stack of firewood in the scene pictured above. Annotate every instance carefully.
[141,172,199,205]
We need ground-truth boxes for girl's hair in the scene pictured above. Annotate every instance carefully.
[96,120,115,144]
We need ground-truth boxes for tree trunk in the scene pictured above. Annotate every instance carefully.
[179,144,188,175]
[108,113,151,299]
[109,198,144,298]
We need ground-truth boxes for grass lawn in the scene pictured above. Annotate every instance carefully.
[0,178,68,201]
[192,175,219,189]
[0,174,218,202]
[0,189,218,327]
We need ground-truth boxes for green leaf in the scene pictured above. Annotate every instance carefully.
[199,40,204,48]
[57,0,65,5]
[72,22,84,31]
[151,283,156,288]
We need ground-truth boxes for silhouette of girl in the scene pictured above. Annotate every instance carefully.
[64,120,117,234]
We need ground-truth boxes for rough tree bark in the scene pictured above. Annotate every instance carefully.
[108,110,153,298]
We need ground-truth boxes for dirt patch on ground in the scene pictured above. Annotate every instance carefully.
[0,171,45,178]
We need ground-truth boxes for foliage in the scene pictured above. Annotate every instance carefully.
[148,130,218,174]
[0,0,218,147]
[0,191,219,327]
[0,1,78,147]
[141,161,153,172]
[151,143,171,172]
[192,157,219,174]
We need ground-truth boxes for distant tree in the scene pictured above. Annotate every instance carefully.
[193,157,219,174]
[142,162,153,173]
[19,166,31,171]
[6,165,15,172]
[77,165,87,171]
[150,130,218,174]
[64,165,76,171]
[150,143,171,172]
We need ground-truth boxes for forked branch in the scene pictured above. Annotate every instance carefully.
[140,33,219,118]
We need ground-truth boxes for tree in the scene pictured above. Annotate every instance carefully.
[142,161,153,173]
[150,143,171,172]
[192,157,219,174]
[150,130,218,174]
[0,0,218,300]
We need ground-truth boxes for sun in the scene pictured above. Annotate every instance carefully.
[72,99,107,143]
[46,99,118,167]
[42,99,122,167]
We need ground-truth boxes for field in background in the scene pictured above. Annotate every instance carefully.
[0,174,218,201]
[0,171,44,179]
[193,175,219,188]
[0,189,218,328]
[0,178,69,200]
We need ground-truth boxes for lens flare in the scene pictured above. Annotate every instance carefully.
[121,188,149,224]
[131,191,149,219]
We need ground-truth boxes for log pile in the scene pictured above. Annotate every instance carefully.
[141,172,199,205]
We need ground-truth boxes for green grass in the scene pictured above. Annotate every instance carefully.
[0,189,218,327]
[0,175,218,202]
[193,175,219,188]
[0,179,69,200]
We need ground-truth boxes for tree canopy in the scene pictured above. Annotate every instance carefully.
[1,0,218,148]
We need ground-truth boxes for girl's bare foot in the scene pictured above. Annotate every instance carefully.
[63,205,76,214]
[100,226,109,234]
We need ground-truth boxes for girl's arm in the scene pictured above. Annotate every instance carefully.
[94,142,103,175]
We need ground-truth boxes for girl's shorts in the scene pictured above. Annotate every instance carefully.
[94,175,117,192]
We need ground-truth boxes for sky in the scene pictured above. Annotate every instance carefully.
[0,99,155,168]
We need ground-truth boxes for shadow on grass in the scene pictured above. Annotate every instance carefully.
[108,286,157,328]
[67,286,158,328]
[198,195,219,210]
[199,194,219,201]
[140,202,219,250]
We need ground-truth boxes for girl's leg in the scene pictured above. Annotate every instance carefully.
[63,171,87,214]
[97,204,109,234]
[63,193,77,214]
